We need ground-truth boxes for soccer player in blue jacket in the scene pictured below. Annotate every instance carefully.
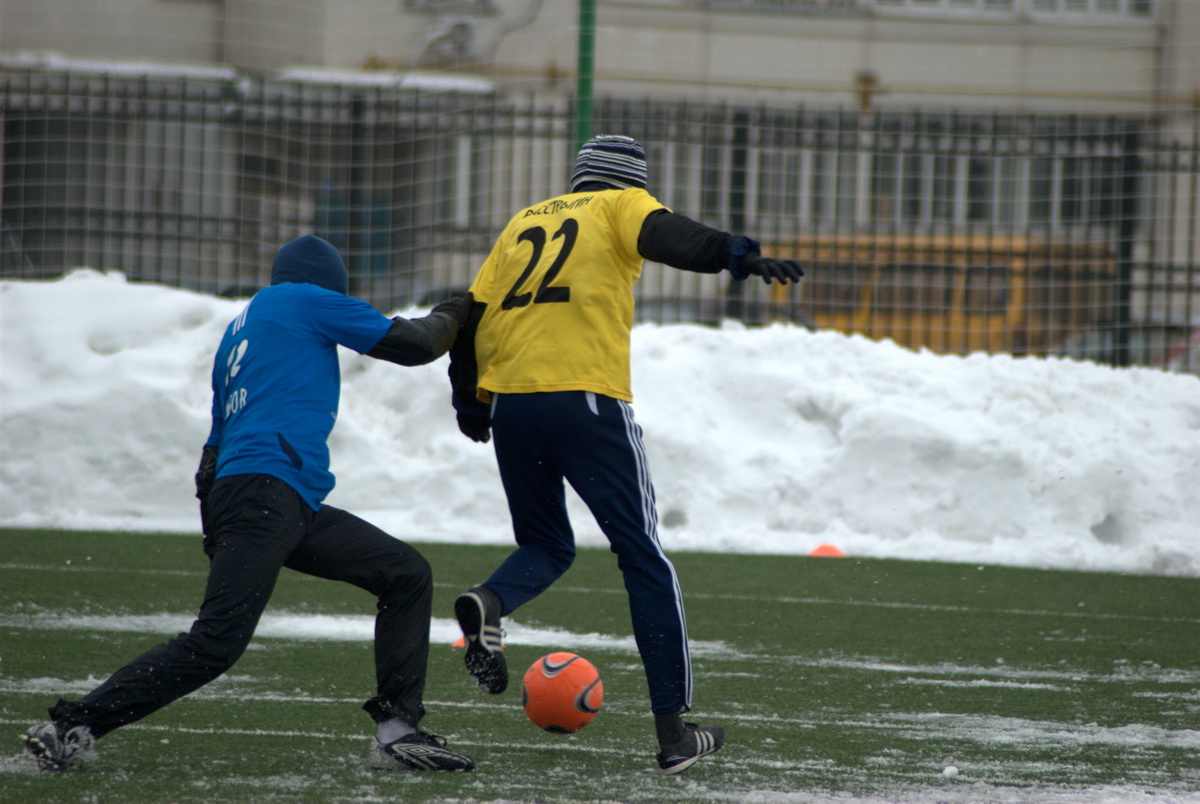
[448,135,803,773]
[21,234,476,773]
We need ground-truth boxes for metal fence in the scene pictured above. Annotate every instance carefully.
[3,67,1197,371]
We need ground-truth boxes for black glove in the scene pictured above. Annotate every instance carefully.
[457,412,491,444]
[194,445,219,535]
[737,254,804,285]
[431,292,473,328]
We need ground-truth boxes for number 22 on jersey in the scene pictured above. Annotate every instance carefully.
[501,218,579,310]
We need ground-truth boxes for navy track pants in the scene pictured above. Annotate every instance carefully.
[50,474,432,736]
[484,390,692,714]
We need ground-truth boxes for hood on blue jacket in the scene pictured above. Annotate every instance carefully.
[270,234,348,295]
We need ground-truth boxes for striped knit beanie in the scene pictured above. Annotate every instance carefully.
[570,134,648,192]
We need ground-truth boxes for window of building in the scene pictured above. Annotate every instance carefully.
[873,0,1153,17]
[1029,0,1153,16]
[873,0,1016,13]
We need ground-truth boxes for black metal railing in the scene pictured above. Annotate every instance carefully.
[3,68,1197,371]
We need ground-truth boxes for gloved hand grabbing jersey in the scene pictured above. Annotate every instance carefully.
[736,254,804,285]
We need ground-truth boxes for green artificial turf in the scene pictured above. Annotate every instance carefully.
[2,528,1197,803]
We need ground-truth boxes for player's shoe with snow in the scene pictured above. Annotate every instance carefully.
[20,722,97,771]
[455,585,508,694]
[370,731,475,772]
[655,723,725,774]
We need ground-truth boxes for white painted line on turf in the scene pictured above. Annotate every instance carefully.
[897,678,1063,690]
[5,613,1197,688]
[6,563,1196,625]
[0,611,729,655]
[804,656,1200,686]
[5,667,1198,746]
[549,583,1200,625]
[0,562,204,577]
[4,710,1196,756]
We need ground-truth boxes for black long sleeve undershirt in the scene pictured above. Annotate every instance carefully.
[366,311,460,367]
[636,208,735,274]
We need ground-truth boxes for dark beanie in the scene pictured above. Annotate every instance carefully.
[570,134,648,193]
[270,234,348,295]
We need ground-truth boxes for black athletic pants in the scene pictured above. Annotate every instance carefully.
[484,391,693,715]
[49,474,433,737]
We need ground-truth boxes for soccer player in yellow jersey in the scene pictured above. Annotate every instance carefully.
[448,134,803,774]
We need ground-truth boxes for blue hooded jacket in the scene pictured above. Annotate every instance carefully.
[204,235,391,509]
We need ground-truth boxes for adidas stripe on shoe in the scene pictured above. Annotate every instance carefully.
[371,731,475,772]
[655,723,725,775]
[455,586,508,694]
[20,722,97,771]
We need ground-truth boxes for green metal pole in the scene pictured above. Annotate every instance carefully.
[576,0,595,152]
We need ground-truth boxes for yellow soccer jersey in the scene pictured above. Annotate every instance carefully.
[469,187,667,403]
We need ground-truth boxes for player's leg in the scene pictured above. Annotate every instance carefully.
[456,392,577,694]
[484,392,578,609]
[554,392,724,773]
[550,392,690,710]
[26,475,303,769]
[284,507,432,728]
[284,508,473,771]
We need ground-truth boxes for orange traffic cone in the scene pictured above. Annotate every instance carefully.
[451,634,506,648]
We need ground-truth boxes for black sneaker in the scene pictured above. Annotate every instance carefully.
[655,723,725,774]
[455,586,508,694]
[20,722,96,771]
[371,730,475,772]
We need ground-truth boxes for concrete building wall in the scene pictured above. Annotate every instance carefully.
[0,0,221,64]
[578,5,1163,114]
[0,0,1186,117]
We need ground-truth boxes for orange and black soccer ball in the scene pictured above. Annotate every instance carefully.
[521,652,603,733]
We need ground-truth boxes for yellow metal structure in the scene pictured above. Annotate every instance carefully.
[763,233,1117,356]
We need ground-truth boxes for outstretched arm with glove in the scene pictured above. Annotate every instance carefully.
[636,209,804,285]
[367,294,472,367]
